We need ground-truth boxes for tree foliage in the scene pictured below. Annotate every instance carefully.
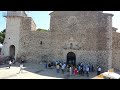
[37,28,48,32]
[0,29,6,44]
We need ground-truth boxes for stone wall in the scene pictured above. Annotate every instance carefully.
[112,32,120,70]
[50,11,113,71]
[17,17,51,63]
[112,50,120,70]
[31,18,36,31]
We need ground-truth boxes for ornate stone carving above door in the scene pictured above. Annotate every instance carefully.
[63,37,81,50]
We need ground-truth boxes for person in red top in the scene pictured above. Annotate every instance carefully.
[74,67,78,76]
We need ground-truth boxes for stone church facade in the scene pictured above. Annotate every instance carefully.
[1,11,120,71]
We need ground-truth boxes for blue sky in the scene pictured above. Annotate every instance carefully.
[0,11,52,31]
[0,11,120,32]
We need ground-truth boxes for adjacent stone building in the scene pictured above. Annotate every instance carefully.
[1,11,120,71]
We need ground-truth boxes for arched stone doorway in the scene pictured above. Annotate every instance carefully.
[67,52,76,65]
[9,45,15,56]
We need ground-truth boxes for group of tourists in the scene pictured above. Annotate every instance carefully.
[45,61,102,77]
[8,57,102,76]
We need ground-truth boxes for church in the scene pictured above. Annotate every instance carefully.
[1,11,120,71]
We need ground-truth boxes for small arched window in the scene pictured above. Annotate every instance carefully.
[70,43,73,49]
[40,41,42,45]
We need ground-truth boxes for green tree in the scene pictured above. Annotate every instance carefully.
[37,28,48,32]
[0,29,6,44]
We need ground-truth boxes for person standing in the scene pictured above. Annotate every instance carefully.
[56,64,60,73]
[83,64,86,76]
[69,66,72,77]
[8,60,12,68]
[78,65,81,75]
[89,64,92,72]
[19,63,23,73]
[92,64,94,72]
[60,62,62,68]
[67,64,69,72]
[74,67,78,76]
[61,64,65,74]
[18,58,24,73]
[97,66,102,75]
[86,66,90,77]
[80,65,83,76]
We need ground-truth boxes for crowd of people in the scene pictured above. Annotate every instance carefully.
[45,61,102,77]
[6,56,102,77]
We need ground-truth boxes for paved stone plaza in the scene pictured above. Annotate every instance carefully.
[0,63,97,79]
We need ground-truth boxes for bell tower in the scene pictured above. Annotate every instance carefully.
[1,11,27,58]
